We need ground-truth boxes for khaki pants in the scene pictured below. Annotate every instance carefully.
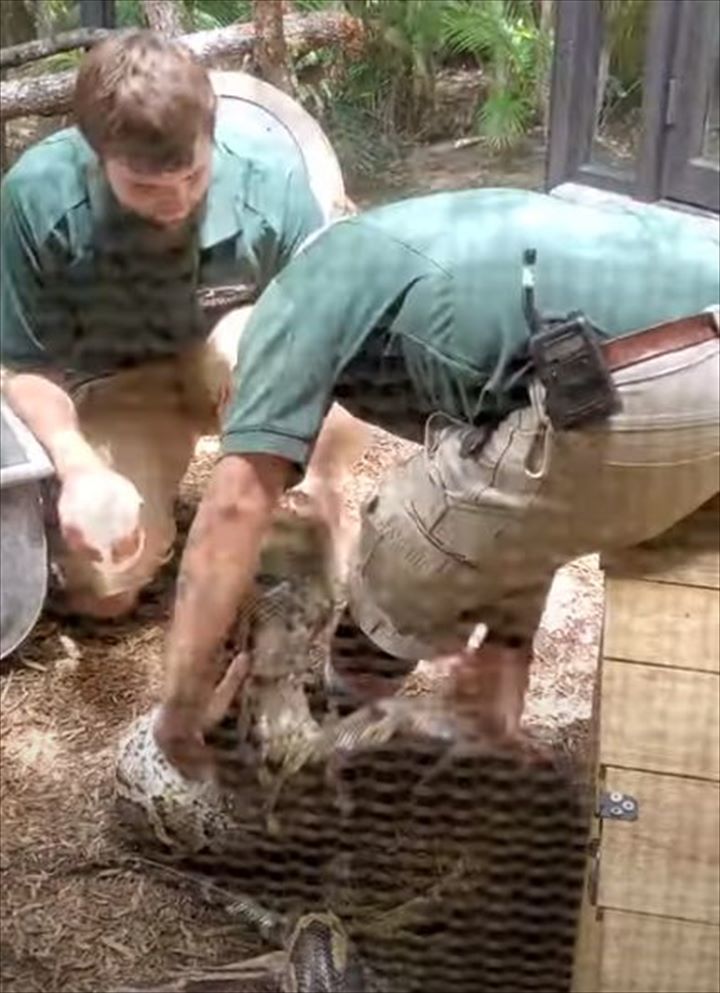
[55,308,371,606]
[348,337,720,660]
[55,308,255,601]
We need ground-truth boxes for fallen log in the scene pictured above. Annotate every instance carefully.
[0,10,357,121]
[0,28,109,70]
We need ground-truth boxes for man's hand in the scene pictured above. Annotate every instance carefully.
[154,651,250,780]
[153,700,211,781]
[157,453,290,778]
[58,465,144,565]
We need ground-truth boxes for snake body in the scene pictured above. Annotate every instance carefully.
[114,508,420,990]
[114,502,518,991]
[113,504,572,993]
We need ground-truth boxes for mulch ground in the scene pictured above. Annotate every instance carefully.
[0,429,602,993]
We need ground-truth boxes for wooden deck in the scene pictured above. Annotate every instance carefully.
[573,495,720,993]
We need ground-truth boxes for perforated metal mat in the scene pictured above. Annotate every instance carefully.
[113,506,593,993]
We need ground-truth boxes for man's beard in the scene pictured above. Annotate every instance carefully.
[100,183,208,254]
[139,197,207,251]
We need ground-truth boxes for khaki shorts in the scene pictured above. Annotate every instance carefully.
[348,337,720,660]
[55,307,253,600]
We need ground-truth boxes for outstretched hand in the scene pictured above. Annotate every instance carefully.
[154,652,250,781]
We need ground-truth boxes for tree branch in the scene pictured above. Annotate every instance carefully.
[0,28,109,70]
[252,0,293,95]
[141,0,187,38]
[0,10,355,121]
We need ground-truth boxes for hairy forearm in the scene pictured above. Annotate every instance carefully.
[2,372,100,480]
[163,454,289,717]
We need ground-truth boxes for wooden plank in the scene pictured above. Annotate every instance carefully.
[603,579,720,673]
[600,660,719,779]
[602,496,720,589]
[597,769,719,924]
[599,909,719,993]
[600,657,720,777]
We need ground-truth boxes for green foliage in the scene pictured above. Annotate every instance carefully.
[476,88,532,148]
[180,0,333,31]
[603,0,649,88]
[12,0,649,165]
[180,0,250,30]
[330,0,554,148]
[117,0,334,32]
[597,0,649,127]
[41,0,80,32]
[441,0,551,149]
[340,0,448,133]
[114,0,144,28]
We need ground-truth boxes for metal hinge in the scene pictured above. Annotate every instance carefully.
[587,837,601,906]
[665,77,679,127]
[587,792,639,906]
[598,791,639,821]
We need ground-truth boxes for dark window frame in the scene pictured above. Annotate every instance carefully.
[78,0,116,29]
[662,0,719,211]
[546,0,719,213]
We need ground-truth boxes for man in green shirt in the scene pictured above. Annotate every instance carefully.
[152,188,719,777]
[1,29,364,620]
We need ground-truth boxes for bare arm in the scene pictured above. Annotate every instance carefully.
[157,452,292,775]
[3,372,145,566]
[2,372,101,479]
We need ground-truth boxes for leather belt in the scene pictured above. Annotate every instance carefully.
[602,312,719,373]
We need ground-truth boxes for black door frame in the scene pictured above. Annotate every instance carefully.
[79,0,116,29]
[546,0,719,212]
[661,0,719,211]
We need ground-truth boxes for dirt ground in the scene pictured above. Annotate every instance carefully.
[0,145,602,993]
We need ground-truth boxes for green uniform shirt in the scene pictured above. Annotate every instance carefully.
[222,188,718,469]
[0,121,323,380]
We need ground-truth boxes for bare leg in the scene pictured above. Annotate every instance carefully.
[208,310,371,581]
[292,404,371,581]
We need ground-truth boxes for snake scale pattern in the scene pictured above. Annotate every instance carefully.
[113,507,456,991]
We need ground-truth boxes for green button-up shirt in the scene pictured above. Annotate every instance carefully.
[0,121,323,380]
[222,188,718,468]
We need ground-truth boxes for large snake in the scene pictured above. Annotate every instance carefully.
[114,507,464,992]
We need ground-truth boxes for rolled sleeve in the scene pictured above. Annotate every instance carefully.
[221,220,434,472]
[220,272,336,473]
[222,427,312,467]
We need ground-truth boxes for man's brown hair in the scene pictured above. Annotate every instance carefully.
[75,30,217,171]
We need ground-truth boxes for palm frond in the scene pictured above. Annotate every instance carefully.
[476,88,533,149]
[441,0,515,63]
[42,0,80,32]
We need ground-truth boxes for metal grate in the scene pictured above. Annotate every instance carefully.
[115,512,591,993]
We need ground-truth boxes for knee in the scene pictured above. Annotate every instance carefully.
[56,522,175,618]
